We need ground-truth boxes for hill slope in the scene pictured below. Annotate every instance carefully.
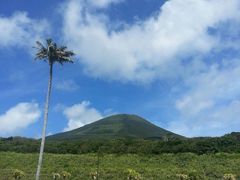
[47,114,183,140]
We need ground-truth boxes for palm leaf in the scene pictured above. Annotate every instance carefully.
[34,39,75,64]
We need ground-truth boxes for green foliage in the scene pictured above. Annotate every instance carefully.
[176,174,189,180]
[1,132,240,155]
[127,169,141,180]
[47,114,183,140]
[52,172,61,179]
[0,152,240,179]
[61,171,71,179]
[12,169,25,179]
[188,170,203,180]
[90,171,98,180]
[223,173,237,180]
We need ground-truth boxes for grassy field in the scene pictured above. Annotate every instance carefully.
[0,152,240,179]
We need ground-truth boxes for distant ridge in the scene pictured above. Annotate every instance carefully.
[47,114,184,140]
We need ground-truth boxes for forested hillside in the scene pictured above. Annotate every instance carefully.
[1,132,240,155]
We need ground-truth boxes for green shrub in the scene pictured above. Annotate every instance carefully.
[188,170,203,180]
[12,169,25,179]
[52,172,61,180]
[223,173,236,180]
[90,171,98,180]
[176,173,189,180]
[127,169,141,180]
[61,171,71,179]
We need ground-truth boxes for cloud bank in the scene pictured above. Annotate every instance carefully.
[62,0,240,83]
[0,102,41,136]
[170,60,240,137]
[63,101,103,131]
[0,12,49,48]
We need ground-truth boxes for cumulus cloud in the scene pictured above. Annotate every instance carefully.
[0,102,41,136]
[63,101,103,131]
[62,0,240,83]
[0,11,49,48]
[169,60,240,137]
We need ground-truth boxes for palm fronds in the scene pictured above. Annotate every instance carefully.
[34,39,74,64]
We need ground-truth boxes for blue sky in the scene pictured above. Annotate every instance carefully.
[0,0,240,138]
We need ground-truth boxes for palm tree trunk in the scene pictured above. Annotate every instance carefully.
[36,63,53,180]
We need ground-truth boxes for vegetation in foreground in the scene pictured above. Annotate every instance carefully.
[0,152,240,179]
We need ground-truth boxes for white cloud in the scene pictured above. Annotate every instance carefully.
[0,12,49,48]
[63,101,103,131]
[0,102,41,136]
[170,101,240,137]
[169,60,240,137]
[54,79,79,91]
[62,0,240,83]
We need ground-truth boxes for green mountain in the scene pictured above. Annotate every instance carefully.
[47,114,183,140]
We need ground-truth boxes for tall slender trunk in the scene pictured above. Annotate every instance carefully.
[36,63,53,180]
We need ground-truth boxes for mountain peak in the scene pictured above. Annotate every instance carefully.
[48,114,183,140]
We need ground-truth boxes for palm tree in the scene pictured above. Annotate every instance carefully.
[34,39,74,180]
